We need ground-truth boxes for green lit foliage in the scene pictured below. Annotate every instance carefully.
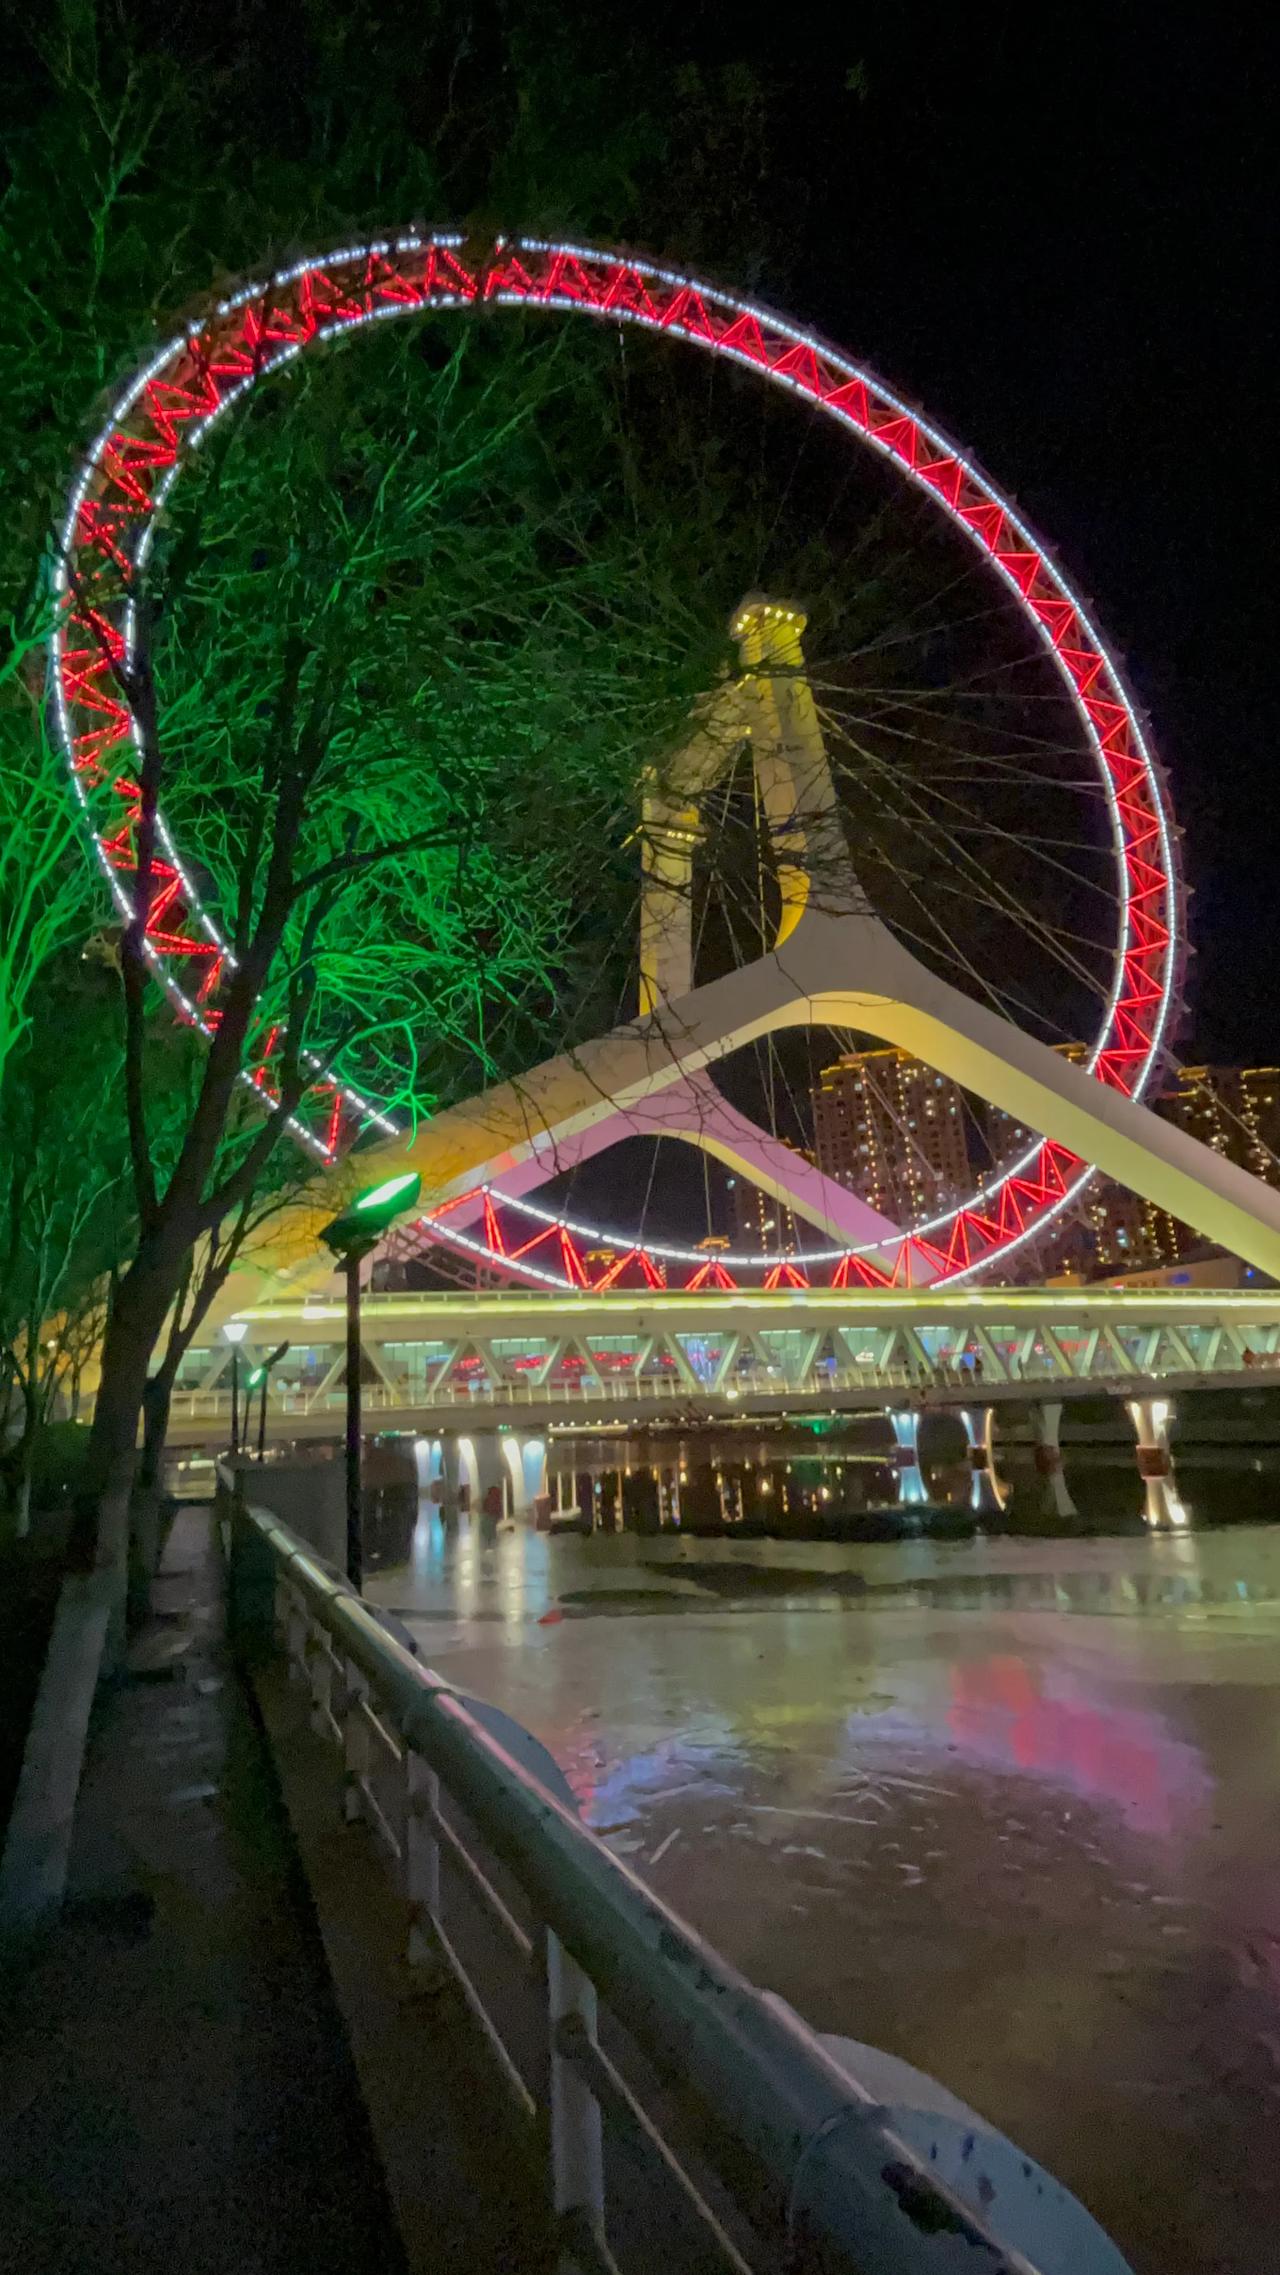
[0,960,125,1535]
[0,3,866,1591]
[0,627,94,1094]
[141,318,730,1129]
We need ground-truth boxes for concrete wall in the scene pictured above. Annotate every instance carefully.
[223,1455,346,1570]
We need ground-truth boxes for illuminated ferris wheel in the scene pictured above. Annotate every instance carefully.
[51,232,1190,1289]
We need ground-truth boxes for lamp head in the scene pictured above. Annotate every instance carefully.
[320,1169,423,1259]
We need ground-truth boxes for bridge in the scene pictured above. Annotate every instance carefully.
[166,1282,1280,1497]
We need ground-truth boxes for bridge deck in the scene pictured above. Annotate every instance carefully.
[159,1285,1280,1443]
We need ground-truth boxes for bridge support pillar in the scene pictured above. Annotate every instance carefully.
[464,1431,508,1520]
[412,1435,447,1500]
[889,1410,928,1508]
[1027,1401,1076,1521]
[1127,1397,1186,1527]
[439,1433,462,1521]
[959,1406,1006,1520]
[501,1434,547,1519]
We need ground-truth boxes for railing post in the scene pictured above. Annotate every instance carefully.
[544,1928,606,2263]
[306,1626,331,1734]
[341,1658,369,1824]
[403,1749,442,1967]
[285,1587,307,1678]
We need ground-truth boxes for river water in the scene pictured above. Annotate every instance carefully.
[367,1463,1280,2274]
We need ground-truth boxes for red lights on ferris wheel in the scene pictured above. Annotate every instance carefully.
[50,231,1182,1285]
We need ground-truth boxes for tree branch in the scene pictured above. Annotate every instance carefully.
[288,821,464,903]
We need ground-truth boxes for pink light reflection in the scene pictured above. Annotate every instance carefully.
[947,1655,1211,1837]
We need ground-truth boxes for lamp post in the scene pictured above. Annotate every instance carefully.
[248,1341,291,1463]
[223,1319,249,1456]
[320,1172,422,1592]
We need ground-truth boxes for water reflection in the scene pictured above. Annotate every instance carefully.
[371,1475,1280,2275]
[565,1722,747,1829]
[406,1504,556,1620]
[541,1432,1280,1541]
[945,1655,1213,1836]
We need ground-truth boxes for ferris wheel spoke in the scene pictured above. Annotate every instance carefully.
[821,720,1120,892]
[811,645,1068,714]
[818,589,1041,671]
[841,788,1124,910]
[822,723,1107,786]
[852,775,1122,914]
[854,840,1106,1023]
[828,732,1118,997]
[829,739,1116,899]
[817,691,1106,777]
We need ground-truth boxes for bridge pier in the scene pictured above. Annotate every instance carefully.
[418,1430,545,1524]
[500,1433,548,1518]
[439,1433,462,1520]
[460,1431,507,1520]
[1026,1400,1077,1522]
[413,1434,458,1517]
[1127,1396,1187,1527]
[959,1407,1007,1519]
[888,1410,928,1508]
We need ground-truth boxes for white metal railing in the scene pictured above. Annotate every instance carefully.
[171,1347,1280,1429]
[229,1496,1050,2274]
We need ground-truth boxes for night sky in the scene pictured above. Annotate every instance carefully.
[759,12,1270,1061]
[537,9,1273,1244]
[12,6,1268,1060]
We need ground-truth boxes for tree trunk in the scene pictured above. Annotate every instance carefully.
[128,1367,180,1629]
[80,1245,186,1661]
[13,1458,32,1541]
[7,1376,39,1544]
[138,1368,175,1498]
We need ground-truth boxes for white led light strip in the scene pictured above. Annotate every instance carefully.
[50,232,1181,1280]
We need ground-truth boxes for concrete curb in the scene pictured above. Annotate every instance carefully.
[0,1569,113,1944]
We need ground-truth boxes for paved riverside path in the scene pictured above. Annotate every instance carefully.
[1,1509,542,2275]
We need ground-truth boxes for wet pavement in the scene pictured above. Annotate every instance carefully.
[370,1514,1280,2275]
[4,1512,407,2275]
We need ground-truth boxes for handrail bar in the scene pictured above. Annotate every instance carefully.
[236,1498,1042,2273]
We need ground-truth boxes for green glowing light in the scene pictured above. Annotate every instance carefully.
[320,1168,423,1258]
[356,1171,421,1213]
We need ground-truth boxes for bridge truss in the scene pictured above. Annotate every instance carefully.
[164,1287,1280,1437]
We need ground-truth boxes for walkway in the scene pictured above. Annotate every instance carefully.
[0,1509,538,2274]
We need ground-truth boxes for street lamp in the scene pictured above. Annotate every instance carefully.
[246,1341,291,1464]
[320,1171,422,1592]
[223,1319,249,1456]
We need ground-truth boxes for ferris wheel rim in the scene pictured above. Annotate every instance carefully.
[49,228,1184,1283]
